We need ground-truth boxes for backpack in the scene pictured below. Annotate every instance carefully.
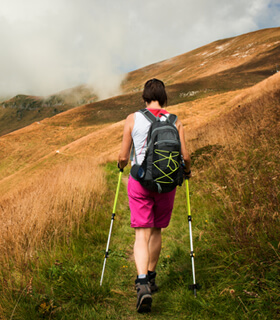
[130,109,184,193]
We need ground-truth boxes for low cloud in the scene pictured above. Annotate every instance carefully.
[0,0,279,99]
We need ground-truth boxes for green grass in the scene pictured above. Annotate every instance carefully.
[1,133,279,319]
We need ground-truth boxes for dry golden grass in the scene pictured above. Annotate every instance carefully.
[0,121,122,197]
[0,121,97,181]
[122,27,280,92]
[0,159,106,263]
[167,90,239,153]
[0,51,279,268]
[193,75,280,252]
[181,72,280,152]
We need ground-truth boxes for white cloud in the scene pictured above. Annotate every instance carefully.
[0,0,279,98]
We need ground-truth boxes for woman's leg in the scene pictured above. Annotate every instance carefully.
[134,227,162,274]
[148,227,162,272]
[134,228,152,275]
[134,228,153,313]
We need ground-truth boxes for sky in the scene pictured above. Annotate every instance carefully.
[0,0,279,99]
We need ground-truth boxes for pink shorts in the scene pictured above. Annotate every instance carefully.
[127,176,176,228]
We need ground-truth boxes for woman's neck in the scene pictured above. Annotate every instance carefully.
[146,101,161,109]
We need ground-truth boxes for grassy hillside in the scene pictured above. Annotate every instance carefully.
[0,28,279,319]
[0,82,279,317]
[122,27,280,92]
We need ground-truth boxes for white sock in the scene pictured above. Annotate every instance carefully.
[138,274,147,279]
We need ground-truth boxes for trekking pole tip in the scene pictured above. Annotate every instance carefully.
[189,283,202,296]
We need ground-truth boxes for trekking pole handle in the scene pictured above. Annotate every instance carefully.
[181,157,191,180]
[113,170,123,213]
[117,162,124,172]
[186,179,191,217]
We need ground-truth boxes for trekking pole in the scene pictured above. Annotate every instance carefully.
[185,178,200,297]
[100,168,123,286]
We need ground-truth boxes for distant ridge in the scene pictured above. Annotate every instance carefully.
[0,85,98,136]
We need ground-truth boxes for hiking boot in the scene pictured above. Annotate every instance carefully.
[148,271,158,293]
[135,278,152,313]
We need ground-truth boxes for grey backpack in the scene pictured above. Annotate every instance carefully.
[130,109,183,193]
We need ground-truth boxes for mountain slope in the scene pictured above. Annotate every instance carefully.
[0,27,279,319]
[0,72,279,198]
[0,27,279,197]
[1,27,279,137]
[122,27,280,92]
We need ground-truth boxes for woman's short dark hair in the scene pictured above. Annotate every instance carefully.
[142,78,167,107]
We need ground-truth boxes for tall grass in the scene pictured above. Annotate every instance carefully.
[200,89,280,249]
[0,77,279,319]
[188,87,280,317]
[185,73,280,153]
[0,159,106,264]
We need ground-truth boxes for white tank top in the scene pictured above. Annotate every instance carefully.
[131,110,169,165]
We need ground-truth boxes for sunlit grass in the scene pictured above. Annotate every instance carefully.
[0,73,279,319]
[0,159,106,265]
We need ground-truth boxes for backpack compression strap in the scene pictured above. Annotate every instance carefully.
[130,110,178,162]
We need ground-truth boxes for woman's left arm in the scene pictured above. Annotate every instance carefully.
[177,119,191,172]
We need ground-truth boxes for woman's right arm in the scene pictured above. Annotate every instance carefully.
[118,113,134,169]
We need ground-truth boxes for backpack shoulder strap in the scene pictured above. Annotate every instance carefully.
[130,141,136,163]
[130,110,154,163]
[167,113,178,125]
[139,109,156,123]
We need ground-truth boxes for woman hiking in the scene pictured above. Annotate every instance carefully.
[118,78,191,313]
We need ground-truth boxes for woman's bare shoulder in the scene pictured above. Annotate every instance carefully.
[124,112,135,131]
[126,113,135,121]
